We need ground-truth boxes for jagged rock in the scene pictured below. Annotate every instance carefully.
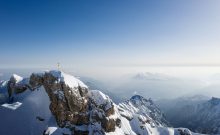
[105,105,114,117]
[7,74,29,97]
[29,71,89,127]
[119,95,170,127]
[29,70,117,133]
[102,118,116,132]
[88,90,118,132]
[29,73,44,88]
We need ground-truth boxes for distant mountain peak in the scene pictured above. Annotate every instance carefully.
[130,95,154,105]
[130,94,154,105]
[133,72,173,81]
[209,97,220,105]
[10,74,23,83]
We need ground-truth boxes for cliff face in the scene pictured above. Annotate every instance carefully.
[29,70,118,134]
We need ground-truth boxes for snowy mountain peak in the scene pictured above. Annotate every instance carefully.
[119,94,170,128]
[88,90,113,111]
[9,74,23,83]
[46,70,88,89]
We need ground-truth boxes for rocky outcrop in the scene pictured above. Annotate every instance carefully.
[118,95,170,127]
[7,74,29,98]
[29,70,118,134]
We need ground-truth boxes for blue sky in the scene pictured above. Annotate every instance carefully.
[0,0,220,69]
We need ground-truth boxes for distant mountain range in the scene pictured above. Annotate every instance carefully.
[133,72,175,81]
[157,95,220,134]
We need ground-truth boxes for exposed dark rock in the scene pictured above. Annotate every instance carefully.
[29,71,117,133]
[30,71,89,127]
[36,116,45,122]
[7,74,28,98]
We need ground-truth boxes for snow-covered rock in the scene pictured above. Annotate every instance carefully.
[7,74,30,98]
[191,97,220,134]
[48,70,88,89]
[29,70,119,134]
[118,95,169,127]
[114,95,171,135]
[0,74,30,103]
[10,74,23,83]
[89,90,113,111]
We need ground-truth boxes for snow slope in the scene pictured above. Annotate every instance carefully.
[118,95,169,127]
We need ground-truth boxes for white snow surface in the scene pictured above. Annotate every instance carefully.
[10,74,23,83]
[118,95,169,127]
[9,74,29,86]
[45,127,58,135]
[48,70,88,89]
[110,95,202,135]
[1,102,22,110]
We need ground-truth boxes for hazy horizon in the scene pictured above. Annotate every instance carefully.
[1,66,220,100]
